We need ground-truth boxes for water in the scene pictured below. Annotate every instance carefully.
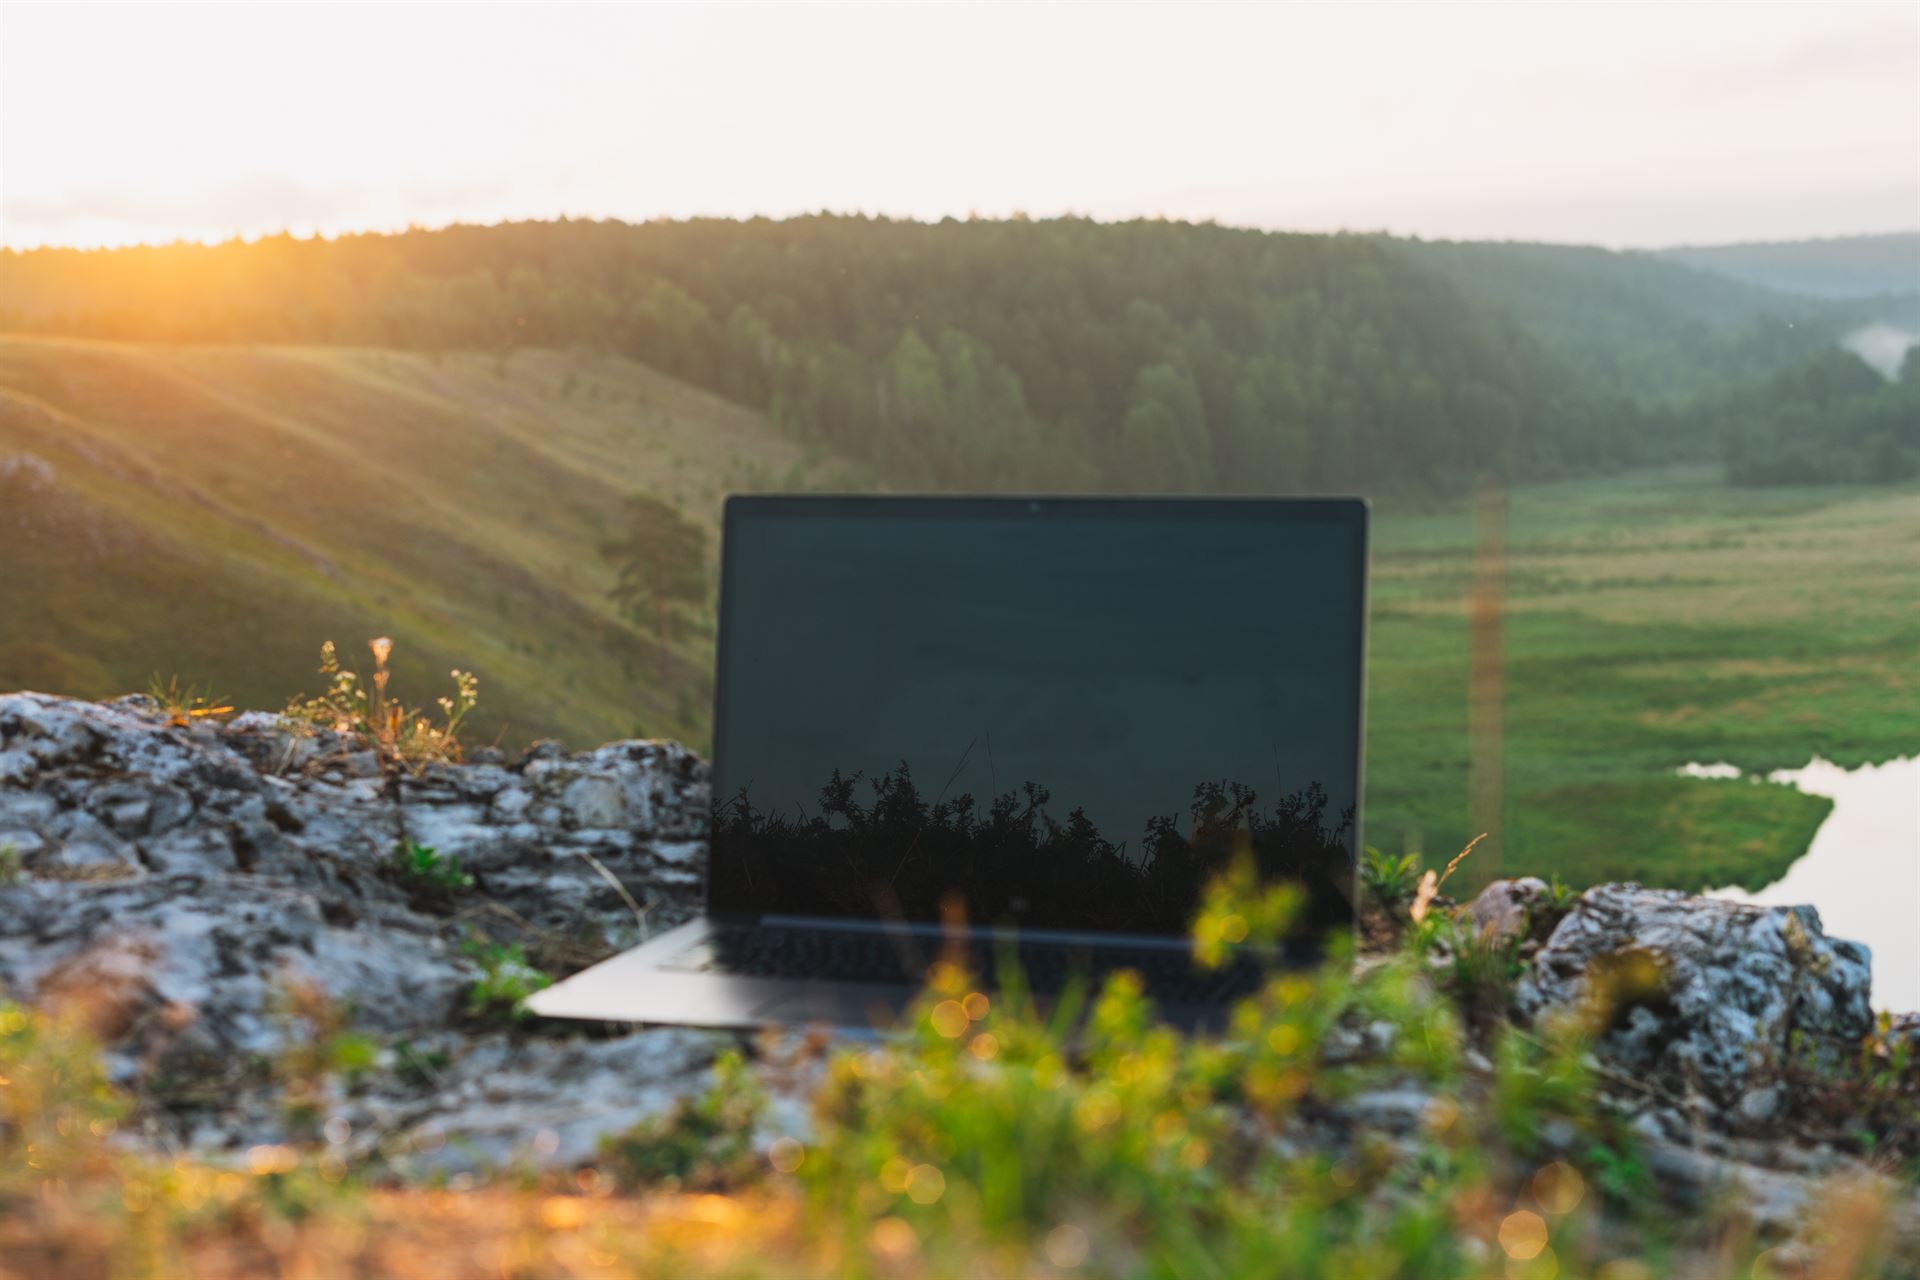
[1682,756,1920,1013]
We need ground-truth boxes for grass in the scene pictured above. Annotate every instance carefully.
[145,673,234,726]
[1366,466,1920,891]
[0,335,858,751]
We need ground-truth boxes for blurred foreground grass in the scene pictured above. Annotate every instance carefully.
[4,864,1914,1280]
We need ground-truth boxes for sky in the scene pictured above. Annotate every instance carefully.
[0,0,1915,252]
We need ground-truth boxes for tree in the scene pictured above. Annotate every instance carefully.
[600,496,708,680]
[1115,360,1212,490]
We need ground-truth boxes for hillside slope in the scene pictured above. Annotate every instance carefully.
[0,335,841,748]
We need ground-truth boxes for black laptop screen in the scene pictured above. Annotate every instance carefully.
[708,497,1367,941]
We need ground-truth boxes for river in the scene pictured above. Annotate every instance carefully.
[1680,757,1920,1014]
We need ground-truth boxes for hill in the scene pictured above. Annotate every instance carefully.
[0,335,844,749]
[1386,238,1839,407]
[0,217,1664,497]
[1656,232,1920,299]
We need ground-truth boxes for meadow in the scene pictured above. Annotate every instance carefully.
[1367,467,1920,891]
[4,334,1917,895]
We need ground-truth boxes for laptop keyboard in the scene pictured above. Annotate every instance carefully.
[698,924,1263,1006]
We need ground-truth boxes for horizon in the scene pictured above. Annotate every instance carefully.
[3,0,1915,253]
[2,209,1918,260]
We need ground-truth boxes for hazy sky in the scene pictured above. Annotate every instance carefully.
[1,0,1915,251]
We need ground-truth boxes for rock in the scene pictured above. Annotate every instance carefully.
[1462,876,1550,945]
[1514,883,1874,1107]
[381,1030,727,1173]
[0,691,714,1156]
[1341,1087,1434,1134]
[1641,1139,1826,1229]
[1736,1085,1784,1126]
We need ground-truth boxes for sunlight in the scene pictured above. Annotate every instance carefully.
[2,0,1913,249]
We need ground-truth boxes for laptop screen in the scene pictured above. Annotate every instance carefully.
[708,497,1367,942]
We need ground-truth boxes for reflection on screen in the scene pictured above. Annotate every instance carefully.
[710,500,1365,940]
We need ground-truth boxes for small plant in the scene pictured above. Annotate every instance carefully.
[146,673,234,727]
[1782,1010,1920,1162]
[1438,912,1529,1032]
[598,1049,767,1191]
[1360,845,1425,909]
[392,1040,451,1089]
[1408,831,1487,925]
[386,840,474,894]
[0,842,19,886]
[461,937,551,1023]
[283,638,478,768]
[269,977,379,1139]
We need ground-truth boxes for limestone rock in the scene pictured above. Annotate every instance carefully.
[1514,883,1874,1107]
[1461,876,1551,945]
[0,690,714,1155]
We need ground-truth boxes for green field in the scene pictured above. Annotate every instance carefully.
[4,335,1915,895]
[1367,467,1920,891]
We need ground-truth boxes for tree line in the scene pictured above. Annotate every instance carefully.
[1716,346,1920,486]
[2,215,1901,495]
[0,216,1653,497]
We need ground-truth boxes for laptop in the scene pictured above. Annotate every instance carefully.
[528,495,1368,1029]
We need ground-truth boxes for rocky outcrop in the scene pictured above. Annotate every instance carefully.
[0,690,719,1166]
[1461,877,1907,1242]
[1514,883,1875,1109]
[0,694,1909,1238]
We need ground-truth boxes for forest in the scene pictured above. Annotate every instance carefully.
[1715,346,1920,485]
[7,216,1904,499]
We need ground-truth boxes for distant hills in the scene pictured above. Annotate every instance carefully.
[3,217,1898,502]
[1,219,1915,739]
[1655,232,1920,300]
[1385,237,1837,406]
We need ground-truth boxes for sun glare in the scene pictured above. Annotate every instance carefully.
[1,0,1915,249]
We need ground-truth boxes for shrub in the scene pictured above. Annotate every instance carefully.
[784,902,1626,1278]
